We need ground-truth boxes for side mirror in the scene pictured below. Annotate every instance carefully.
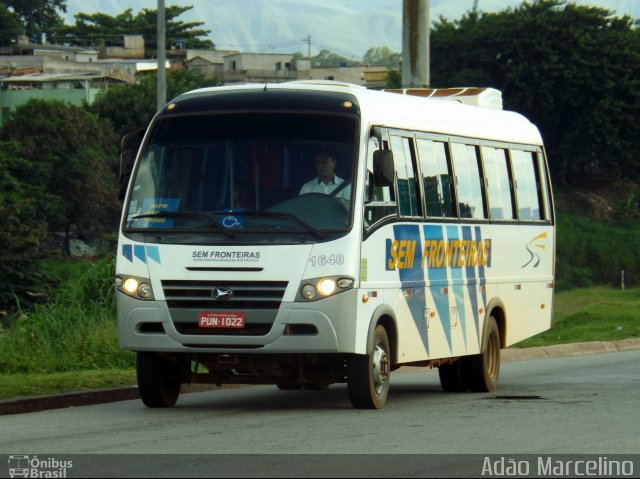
[372,150,395,187]
[119,128,145,200]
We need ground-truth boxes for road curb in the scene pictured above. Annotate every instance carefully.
[2,339,639,416]
[0,387,139,416]
[502,338,640,361]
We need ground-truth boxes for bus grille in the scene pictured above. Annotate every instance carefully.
[161,280,288,337]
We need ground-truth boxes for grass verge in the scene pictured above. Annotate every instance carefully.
[0,369,136,401]
[516,287,640,347]
[1,274,639,400]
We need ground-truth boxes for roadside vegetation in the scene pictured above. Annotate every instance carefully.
[0,251,639,399]
[0,1,639,400]
[517,287,640,348]
[0,257,135,399]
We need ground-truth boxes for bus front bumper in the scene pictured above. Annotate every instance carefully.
[117,290,358,354]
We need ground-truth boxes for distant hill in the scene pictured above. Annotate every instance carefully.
[61,0,640,60]
[62,0,402,59]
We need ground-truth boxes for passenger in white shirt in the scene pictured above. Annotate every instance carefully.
[299,151,351,204]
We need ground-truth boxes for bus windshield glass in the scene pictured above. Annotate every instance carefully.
[124,112,357,236]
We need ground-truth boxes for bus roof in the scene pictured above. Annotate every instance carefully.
[176,81,543,146]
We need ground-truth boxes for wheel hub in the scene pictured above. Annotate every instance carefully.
[372,341,390,394]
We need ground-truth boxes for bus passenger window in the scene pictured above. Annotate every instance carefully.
[511,150,542,220]
[417,139,455,218]
[365,137,397,227]
[390,136,421,217]
[451,143,485,219]
[536,152,552,221]
[482,146,514,220]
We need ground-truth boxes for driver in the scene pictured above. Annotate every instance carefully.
[299,150,351,202]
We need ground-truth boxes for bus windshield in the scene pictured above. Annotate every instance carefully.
[124,112,357,236]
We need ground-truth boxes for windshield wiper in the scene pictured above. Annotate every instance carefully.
[131,211,235,238]
[214,210,324,240]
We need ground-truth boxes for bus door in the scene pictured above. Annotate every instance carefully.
[386,133,430,361]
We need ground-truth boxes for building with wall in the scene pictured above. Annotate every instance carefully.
[309,66,389,88]
[222,53,311,84]
[0,35,168,124]
[0,33,394,124]
[0,72,117,124]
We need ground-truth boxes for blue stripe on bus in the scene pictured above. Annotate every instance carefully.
[423,224,452,354]
[475,225,487,302]
[146,245,161,264]
[393,224,428,354]
[122,244,133,263]
[134,245,146,263]
[462,225,479,349]
[447,225,467,351]
[475,226,487,348]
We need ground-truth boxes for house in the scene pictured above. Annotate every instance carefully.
[0,35,168,124]
[222,53,311,84]
[183,49,238,81]
[0,72,122,124]
[310,66,390,88]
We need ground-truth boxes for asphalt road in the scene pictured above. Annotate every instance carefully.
[0,348,638,477]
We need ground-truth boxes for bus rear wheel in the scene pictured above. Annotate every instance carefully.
[466,316,501,392]
[136,352,181,407]
[347,325,391,409]
[438,361,466,392]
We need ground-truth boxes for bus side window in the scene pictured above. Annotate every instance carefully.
[390,136,421,217]
[536,151,553,222]
[365,137,397,227]
[451,143,486,219]
[511,149,542,220]
[417,138,455,218]
[482,145,514,220]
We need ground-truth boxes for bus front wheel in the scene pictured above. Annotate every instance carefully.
[136,352,181,407]
[347,325,391,409]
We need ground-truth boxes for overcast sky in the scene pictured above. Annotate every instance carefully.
[64,1,640,58]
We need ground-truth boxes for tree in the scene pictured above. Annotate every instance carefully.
[0,100,120,255]
[362,46,401,68]
[52,5,213,54]
[311,49,357,68]
[431,0,640,185]
[0,5,22,46]
[3,0,66,44]
[89,69,216,138]
[0,142,53,309]
[386,68,402,89]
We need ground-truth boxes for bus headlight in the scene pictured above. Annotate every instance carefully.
[116,275,155,300]
[302,284,318,300]
[296,276,354,302]
[123,277,139,294]
[318,278,336,296]
[138,283,153,299]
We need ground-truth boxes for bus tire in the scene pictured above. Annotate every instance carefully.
[438,361,466,392]
[136,352,181,408]
[347,325,391,409]
[466,316,501,392]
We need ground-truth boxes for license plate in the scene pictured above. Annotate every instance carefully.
[198,312,246,329]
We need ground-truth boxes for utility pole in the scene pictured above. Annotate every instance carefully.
[402,0,430,88]
[302,34,311,59]
[157,0,166,110]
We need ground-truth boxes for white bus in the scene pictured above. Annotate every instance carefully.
[116,81,555,409]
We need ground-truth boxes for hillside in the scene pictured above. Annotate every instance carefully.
[554,179,640,221]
